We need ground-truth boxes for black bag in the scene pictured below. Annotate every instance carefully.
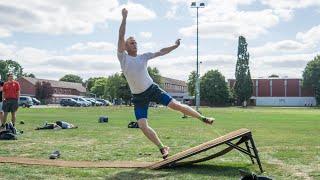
[99,116,108,123]
[240,170,272,180]
[128,121,139,128]
[0,123,17,140]
[0,131,17,140]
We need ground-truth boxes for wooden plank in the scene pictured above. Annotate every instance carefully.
[0,157,152,168]
[149,128,250,169]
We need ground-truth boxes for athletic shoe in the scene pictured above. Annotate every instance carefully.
[203,117,215,125]
[160,146,170,159]
[49,150,61,159]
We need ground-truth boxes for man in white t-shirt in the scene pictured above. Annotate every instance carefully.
[118,8,215,159]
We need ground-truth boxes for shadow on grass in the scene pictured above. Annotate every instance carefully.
[105,164,249,180]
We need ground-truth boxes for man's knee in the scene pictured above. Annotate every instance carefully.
[168,99,181,110]
[137,118,148,131]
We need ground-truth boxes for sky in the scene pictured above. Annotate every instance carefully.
[0,0,319,81]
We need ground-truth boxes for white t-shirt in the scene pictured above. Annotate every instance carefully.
[117,51,155,94]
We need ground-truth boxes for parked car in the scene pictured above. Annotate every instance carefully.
[96,99,112,106]
[32,98,41,105]
[84,98,103,106]
[72,97,91,107]
[60,98,81,107]
[90,98,103,106]
[19,96,33,108]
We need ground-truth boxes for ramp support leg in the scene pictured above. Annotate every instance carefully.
[249,135,263,173]
[245,141,255,164]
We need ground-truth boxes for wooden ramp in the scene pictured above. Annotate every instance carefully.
[0,129,263,172]
[148,128,263,173]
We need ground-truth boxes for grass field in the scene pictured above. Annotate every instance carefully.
[0,106,319,180]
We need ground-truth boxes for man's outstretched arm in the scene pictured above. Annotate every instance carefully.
[118,8,128,53]
[153,39,181,58]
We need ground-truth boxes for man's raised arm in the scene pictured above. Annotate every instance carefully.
[153,39,181,58]
[118,8,128,53]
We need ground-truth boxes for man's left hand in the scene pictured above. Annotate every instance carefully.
[175,39,181,47]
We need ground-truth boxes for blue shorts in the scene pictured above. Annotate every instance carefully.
[132,84,172,120]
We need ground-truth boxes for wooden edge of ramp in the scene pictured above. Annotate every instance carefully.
[0,157,152,168]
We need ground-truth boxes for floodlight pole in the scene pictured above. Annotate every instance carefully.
[191,2,205,111]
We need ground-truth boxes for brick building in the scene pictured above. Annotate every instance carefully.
[161,77,191,102]
[228,78,316,106]
[17,77,86,103]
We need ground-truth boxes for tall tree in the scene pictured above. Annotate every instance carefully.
[60,74,83,84]
[0,60,23,80]
[91,77,108,97]
[35,81,54,104]
[86,77,104,92]
[147,67,162,86]
[200,70,229,106]
[303,55,320,105]
[187,71,196,96]
[234,36,253,106]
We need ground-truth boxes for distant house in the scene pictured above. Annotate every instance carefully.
[17,77,86,103]
[228,78,316,106]
[161,76,192,103]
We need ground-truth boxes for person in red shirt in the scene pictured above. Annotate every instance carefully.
[1,73,20,128]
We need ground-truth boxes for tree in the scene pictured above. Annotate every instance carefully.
[234,36,253,106]
[303,55,320,105]
[269,74,279,78]
[0,60,8,80]
[187,71,196,96]
[35,81,54,104]
[91,78,108,97]
[200,70,229,106]
[147,67,162,87]
[0,60,23,81]
[60,74,83,84]
[23,73,36,78]
[118,73,132,105]
[86,77,103,92]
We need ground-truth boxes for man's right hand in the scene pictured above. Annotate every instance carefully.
[122,8,128,19]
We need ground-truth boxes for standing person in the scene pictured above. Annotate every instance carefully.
[1,73,20,128]
[117,8,215,159]
[0,76,4,126]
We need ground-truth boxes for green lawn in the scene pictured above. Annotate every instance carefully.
[0,106,319,179]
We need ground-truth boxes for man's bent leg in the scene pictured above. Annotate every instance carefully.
[168,99,214,125]
[137,119,170,159]
[137,118,163,147]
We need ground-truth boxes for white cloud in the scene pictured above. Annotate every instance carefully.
[107,2,157,21]
[0,43,16,58]
[261,0,320,20]
[0,28,11,38]
[250,40,310,56]
[139,32,153,39]
[67,42,116,52]
[179,0,279,40]
[296,25,320,45]
[141,42,156,50]
[0,0,156,35]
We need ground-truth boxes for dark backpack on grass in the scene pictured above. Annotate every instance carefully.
[240,170,272,180]
[0,123,17,140]
[128,121,139,128]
